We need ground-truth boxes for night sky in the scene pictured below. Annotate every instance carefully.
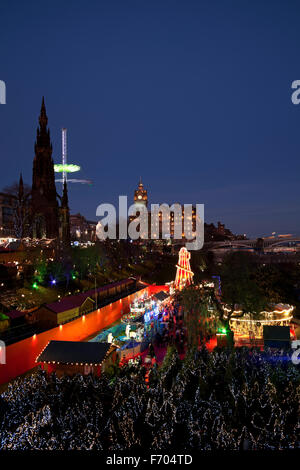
[1,0,300,238]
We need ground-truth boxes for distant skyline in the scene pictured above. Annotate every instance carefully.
[1,0,300,239]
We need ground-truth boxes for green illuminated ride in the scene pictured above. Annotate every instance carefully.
[54,129,92,186]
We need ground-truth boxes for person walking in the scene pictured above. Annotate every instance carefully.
[149,342,155,359]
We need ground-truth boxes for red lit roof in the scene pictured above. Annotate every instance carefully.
[6,310,26,320]
[44,279,134,314]
[45,294,94,314]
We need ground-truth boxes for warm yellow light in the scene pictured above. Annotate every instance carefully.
[230,315,293,324]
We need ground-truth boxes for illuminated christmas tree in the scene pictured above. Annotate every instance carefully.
[174,247,194,290]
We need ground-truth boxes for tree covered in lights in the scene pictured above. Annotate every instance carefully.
[179,285,217,348]
[0,347,299,450]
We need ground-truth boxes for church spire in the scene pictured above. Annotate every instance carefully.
[35,96,51,149]
[32,98,59,239]
[39,96,48,129]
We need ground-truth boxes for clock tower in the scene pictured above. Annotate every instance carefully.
[134,178,148,208]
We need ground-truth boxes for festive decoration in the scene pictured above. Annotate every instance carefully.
[174,247,194,290]
[229,304,294,340]
[217,327,227,335]
[54,128,92,185]
[1,346,299,450]
[54,163,80,173]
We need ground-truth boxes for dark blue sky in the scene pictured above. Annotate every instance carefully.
[1,0,300,238]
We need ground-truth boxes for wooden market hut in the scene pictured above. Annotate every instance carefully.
[36,340,117,377]
[35,295,95,329]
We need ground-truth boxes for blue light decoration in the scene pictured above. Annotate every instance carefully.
[51,279,56,285]
[212,275,221,295]
[144,311,151,323]
[144,302,160,323]
[153,306,160,317]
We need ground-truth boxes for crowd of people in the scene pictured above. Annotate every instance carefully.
[0,345,299,450]
[144,300,186,354]
[144,298,213,361]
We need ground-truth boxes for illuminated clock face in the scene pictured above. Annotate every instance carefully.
[138,195,142,199]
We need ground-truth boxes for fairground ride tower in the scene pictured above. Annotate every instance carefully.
[174,247,194,290]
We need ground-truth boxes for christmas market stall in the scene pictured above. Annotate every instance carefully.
[36,340,117,377]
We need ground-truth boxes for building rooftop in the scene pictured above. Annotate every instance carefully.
[45,293,94,314]
[153,291,169,302]
[6,309,26,320]
[44,278,135,314]
[36,340,115,365]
